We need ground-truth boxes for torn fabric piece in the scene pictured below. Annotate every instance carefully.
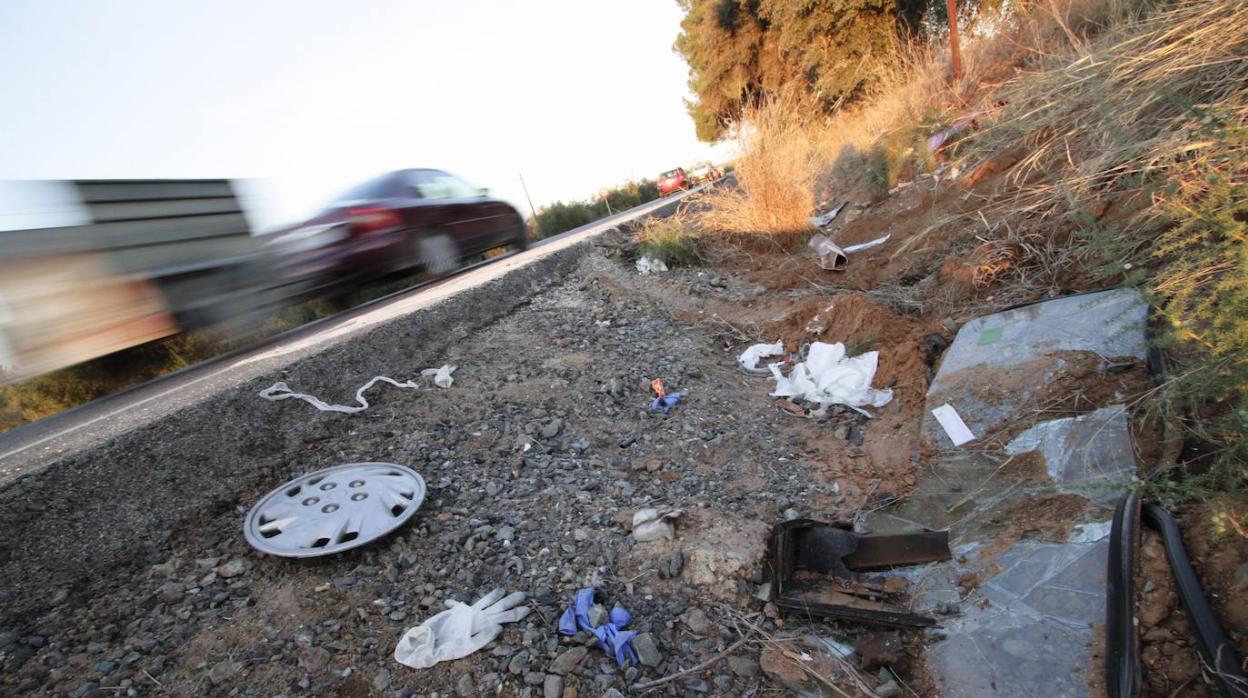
[259,376,420,413]
[558,588,638,666]
[768,342,892,408]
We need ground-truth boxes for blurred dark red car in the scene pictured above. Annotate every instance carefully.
[657,168,688,196]
[267,169,527,295]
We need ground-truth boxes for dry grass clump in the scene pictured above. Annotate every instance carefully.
[975,0,1247,235]
[971,240,1024,287]
[696,6,1018,235]
[697,91,822,237]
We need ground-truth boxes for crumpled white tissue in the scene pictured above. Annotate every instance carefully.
[769,342,892,409]
[737,341,785,373]
[394,589,529,669]
[421,364,456,388]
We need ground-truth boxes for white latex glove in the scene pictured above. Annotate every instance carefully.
[394,589,529,669]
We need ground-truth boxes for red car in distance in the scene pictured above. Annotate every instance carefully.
[657,168,688,196]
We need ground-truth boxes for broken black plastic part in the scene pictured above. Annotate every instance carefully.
[1106,490,1142,698]
[1141,503,1247,698]
[770,518,951,629]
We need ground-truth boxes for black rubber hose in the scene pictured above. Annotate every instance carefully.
[1141,503,1248,698]
[1107,491,1143,698]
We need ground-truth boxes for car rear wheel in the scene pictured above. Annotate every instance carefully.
[512,222,529,251]
[416,230,458,275]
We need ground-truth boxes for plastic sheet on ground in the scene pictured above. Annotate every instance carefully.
[1004,404,1134,482]
[855,290,1150,697]
[924,288,1148,447]
[896,531,1112,698]
[768,342,892,409]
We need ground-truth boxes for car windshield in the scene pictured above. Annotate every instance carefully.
[327,173,398,206]
[408,170,481,199]
[661,170,680,178]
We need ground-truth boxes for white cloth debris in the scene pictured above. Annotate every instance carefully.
[635,256,668,274]
[843,234,891,254]
[768,342,892,409]
[421,364,456,388]
[737,341,785,373]
[931,403,976,446]
[394,589,529,669]
[258,376,420,414]
[632,508,682,542]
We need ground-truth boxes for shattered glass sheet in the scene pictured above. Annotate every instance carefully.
[924,288,1149,447]
[899,524,1112,697]
[857,291,1150,698]
[1005,405,1133,482]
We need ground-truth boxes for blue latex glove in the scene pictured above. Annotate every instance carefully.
[557,588,639,666]
[650,392,683,414]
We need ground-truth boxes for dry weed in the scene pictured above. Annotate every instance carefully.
[697,91,822,237]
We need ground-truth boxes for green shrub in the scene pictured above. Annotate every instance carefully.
[534,178,661,240]
[635,217,704,267]
[1150,116,1248,481]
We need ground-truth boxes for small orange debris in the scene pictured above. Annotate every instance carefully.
[650,378,666,398]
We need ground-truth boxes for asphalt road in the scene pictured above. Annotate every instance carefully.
[0,186,704,485]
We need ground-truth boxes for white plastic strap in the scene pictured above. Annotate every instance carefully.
[259,376,421,413]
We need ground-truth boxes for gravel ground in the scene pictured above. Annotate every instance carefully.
[0,238,871,697]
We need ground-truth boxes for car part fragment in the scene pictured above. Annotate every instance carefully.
[1106,494,1247,698]
[771,518,951,629]
[1106,490,1142,697]
[245,462,426,557]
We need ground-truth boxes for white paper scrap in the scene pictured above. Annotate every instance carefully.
[932,403,976,446]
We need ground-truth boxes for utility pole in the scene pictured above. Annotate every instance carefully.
[946,0,963,81]
[517,171,539,238]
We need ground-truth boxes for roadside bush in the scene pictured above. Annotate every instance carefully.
[697,91,821,236]
[534,178,661,241]
[634,217,704,268]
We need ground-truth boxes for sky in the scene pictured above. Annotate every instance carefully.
[0,0,736,232]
